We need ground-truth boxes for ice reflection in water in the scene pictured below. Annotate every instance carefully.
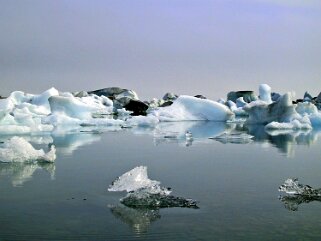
[51,131,102,156]
[279,195,321,211]
[153,121,230,146]
[109,205,161,234]
[0,162,55,187]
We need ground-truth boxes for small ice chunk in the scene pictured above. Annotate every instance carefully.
[279,178,321,196]
[108,166,163,193]
[209,132,254,144]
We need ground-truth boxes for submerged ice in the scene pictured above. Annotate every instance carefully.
[108,166,198,209]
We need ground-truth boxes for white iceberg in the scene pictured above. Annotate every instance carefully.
[150,95,234,121]
[0,89,57,134]
[48,94,113,120]
[245,92,304,124]
[0,137,56,163]
[259,84,272,104]
[108,166,166,194]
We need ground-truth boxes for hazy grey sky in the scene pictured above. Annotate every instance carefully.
[0,0,321,100]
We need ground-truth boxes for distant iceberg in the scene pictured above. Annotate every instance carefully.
[0,84,321,134]
[150,95,234,121]
[209,132,253,144]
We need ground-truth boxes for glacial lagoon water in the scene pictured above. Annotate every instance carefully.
[1,121,321,240]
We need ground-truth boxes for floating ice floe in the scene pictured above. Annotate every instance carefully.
[150,95,234,121]
[279,178,321,211]
[209,132,254,144]
[279,178,321,196]
[265,119,312,130]
[0,137,56,163]
[108,166,199,208]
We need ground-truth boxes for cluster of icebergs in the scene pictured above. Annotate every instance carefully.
[0,84,320,136]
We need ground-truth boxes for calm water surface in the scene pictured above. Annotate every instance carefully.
[1,122,321,240]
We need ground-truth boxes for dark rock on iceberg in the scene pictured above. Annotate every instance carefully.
[88,87,137,100]
[159,101,173,107]
[316,92,321,103]
[162,92,178,101]
[121,192,199,209]
[123,99,149,116]
[194,95,207,99]
[74,91,88,98]
[271,92,281,102]
[304,91,313,101]
[227,91,257,103]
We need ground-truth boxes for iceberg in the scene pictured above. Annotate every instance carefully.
[0,90,55,134]
[245,92,303,124]
[1,84,320,134]
[150,95,234,121]
[108,166,199,209]
[0,137,56,163]
[227,100,248,116]
[48,94,113,120]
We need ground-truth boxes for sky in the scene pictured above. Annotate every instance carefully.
[0,0,321,100]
